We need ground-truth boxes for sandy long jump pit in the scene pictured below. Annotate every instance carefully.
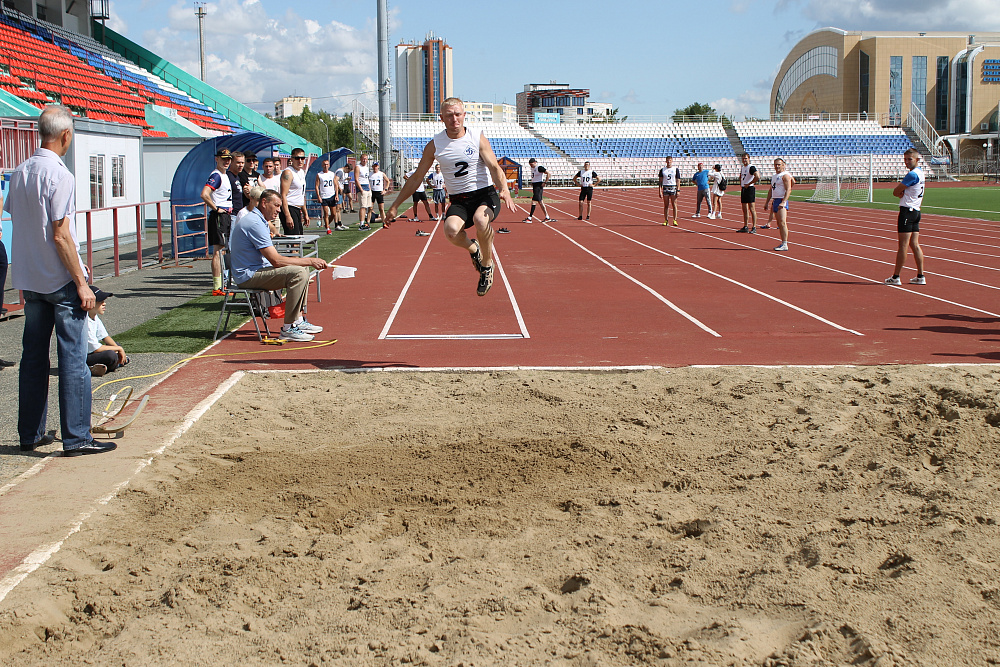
[1,366,1000,666]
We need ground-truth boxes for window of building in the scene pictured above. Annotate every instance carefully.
[935,56,949,132]
[774,46,838,116]
[889,56,903,123]
[111,155,125,198]
[587,108,593,114]
[955,56,969,133]
[577,108,584,115]
[541,97,554,107]
[573,97,586,106]
[90,155,105,209]
[858,51,870,114]
[911,56,927,115]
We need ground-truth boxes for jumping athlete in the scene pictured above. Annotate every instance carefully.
[524,158,554,223]
[386,97,518,297]
[737,153,759,233]
[573,161,600,220]
[658,156,681,226]
[885,148,926,286]
[762,158,794,251]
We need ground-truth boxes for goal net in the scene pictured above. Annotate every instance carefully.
[808,154,874,203]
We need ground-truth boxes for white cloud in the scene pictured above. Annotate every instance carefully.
[142,0,376,114]
[800,0,1000,31]
[713,89,770,119]
[107,1,128,33]
[622,89,641,105]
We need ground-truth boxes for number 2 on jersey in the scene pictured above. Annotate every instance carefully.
[454,161,469,178]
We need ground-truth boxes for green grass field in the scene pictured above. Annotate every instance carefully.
[790,184,1000,222]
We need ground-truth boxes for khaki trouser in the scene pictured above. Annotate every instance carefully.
[238,265,309,325]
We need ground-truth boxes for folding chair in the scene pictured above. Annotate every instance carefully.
[213,253,274,342]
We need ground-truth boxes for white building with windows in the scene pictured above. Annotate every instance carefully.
[275,96,311,119]
[464,102,517,123]
[515,83,613,123]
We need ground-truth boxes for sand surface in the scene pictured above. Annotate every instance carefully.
[1,366,1000,666]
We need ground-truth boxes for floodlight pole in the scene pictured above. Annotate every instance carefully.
[195,3,207,82]
[376,0,391,179]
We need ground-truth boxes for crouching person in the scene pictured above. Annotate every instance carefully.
[86,285,128,376]
[229,189,329,341]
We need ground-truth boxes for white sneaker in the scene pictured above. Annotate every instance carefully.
[707,212,716,219]
[279,325,315,342]
[884,276,902,286]
[773,243,788,251]
[296,319,323,334]
[908,276,926,285]
[716,214,722,219]
[523,217,533,224]
[692,214,700,218]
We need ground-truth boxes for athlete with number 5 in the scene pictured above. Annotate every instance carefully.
[387,97,518,296]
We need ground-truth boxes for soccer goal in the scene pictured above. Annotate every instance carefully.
[808,154,874,203]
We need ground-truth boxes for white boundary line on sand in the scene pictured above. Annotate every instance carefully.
[0,371,246,605]
[379,223,530,340]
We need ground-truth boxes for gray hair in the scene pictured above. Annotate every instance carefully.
[261,188,281,204]
[39,105,73,142]
[247,185,265,201]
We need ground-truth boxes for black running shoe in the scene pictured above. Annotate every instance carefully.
[737,226,749,233]
[469,244,483,272]
[477,265,494,297]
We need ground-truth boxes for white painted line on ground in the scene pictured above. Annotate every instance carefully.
[0,371,247,605]
[378,222,529,340]
[542,218,721,337]
[0,455,59,498]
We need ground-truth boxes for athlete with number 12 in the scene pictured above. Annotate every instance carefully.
[387,97,519,297]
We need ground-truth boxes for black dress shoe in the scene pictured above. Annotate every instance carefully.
[21,434,55,451]
[62,442,117,457]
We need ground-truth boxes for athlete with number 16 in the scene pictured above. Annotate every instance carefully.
[387,97,518,297]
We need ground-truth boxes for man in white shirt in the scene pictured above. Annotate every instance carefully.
[200,147,235,294]
[885,148,926,286]
[429,164,447,220]
[333,163,350,228]
[737,153,760,233]
[524,158,554,223]
[573,161,600,220]
[315,159,339,235]
[369,161,388,225]
[354,154,373,230]
[4,105,114,456]
[657,156,681,226]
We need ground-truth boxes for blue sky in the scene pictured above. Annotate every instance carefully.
[106,0,995,120]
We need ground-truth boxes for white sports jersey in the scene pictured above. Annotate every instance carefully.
[406,170,426,192]
[531,165,548,183]
[334,168,348,186]
[577,169,596,187]
[369,171,385,192]
[770,171,792,200]
[262,174,281,191]
[740,164,758,187]
[208,169,232,209]
[899,167,925,210]
[355,163,371,190]
[659,166,680,187]
[283,167,306,207]
[429,171,445,190]
[317,171,338,199]
[432,127,492,195]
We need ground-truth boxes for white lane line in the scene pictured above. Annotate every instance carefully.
[590,199,1000,319]
[0,371,247,605]
[542,220,721,337]
[378,220,441,340]
[379,223,529,340]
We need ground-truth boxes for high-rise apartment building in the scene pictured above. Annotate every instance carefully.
[395,32,453,116]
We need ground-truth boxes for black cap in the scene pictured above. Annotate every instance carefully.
[215,148,232,158]
[90,285,113,302]
[528,158,537,164]
[714,164,722,171]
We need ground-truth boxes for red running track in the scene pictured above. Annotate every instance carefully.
[210,186,1000,369]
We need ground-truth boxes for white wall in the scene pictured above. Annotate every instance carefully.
[68,124,142,244]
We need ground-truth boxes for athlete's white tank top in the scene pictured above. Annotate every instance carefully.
[660,166,679,187]
[771,171,791,199]
[577,169,595,187]
[430,172,445,190]
[407,171,426,192]
[432,127,492,195]
[284,167,306,207]
[740,164,757,187]
[317,171,337,199]
[209,169,232,209]
[899,168,925,210]
[356,164,370,190]
[531,165,546,184]
[369,171,385,192]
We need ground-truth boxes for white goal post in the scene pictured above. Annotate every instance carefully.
[808,154,874,203]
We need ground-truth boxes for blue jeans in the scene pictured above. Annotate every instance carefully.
[19,281,94,450]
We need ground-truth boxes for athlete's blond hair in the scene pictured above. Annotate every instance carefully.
[440,97,464,111]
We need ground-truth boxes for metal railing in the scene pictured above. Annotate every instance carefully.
[80,199,170,280]
[906,102,946,157]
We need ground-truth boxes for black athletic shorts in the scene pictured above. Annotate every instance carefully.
[321,196,338,207]
[279,205,303,235]
[412,190,428,203]
[447,185,501,229]
[897,206,921,233]
[740,186,756,204]
[579,186,593,201]
[372,191,384,205]
[207,209,231,247]
[531,183,544,201]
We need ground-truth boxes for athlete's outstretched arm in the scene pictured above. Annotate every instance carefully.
[480,133,519,212]
[387,141,438,220]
